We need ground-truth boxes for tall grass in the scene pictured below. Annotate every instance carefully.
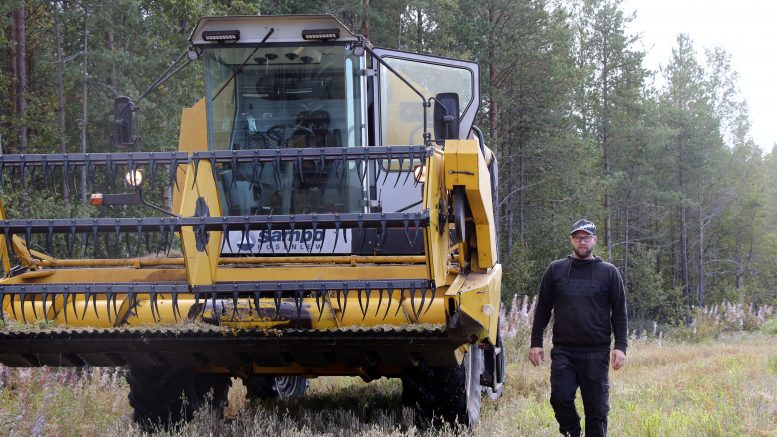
[0,295,775,436]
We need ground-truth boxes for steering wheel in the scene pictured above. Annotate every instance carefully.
[267,124,315,147]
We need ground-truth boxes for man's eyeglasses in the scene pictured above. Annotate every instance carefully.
[572,235,595,243]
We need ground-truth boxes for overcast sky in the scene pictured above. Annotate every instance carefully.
[621,0,777,153]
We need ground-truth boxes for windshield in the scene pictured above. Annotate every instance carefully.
[203,45,364,150]
[202,45,366,220]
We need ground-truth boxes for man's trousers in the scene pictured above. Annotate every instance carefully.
[549,347,610,437]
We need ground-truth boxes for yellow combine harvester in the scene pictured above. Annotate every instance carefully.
[0,15,503,427]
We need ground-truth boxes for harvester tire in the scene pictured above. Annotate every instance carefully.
[245,375,308,401]
[127,367,230,430]
[401,345,483,427]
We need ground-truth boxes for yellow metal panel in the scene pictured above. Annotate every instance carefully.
[423,150,450,286]
[446,264,502,343]
[178,161,222,285]
[443,139,497,269]
[174,98,208,213]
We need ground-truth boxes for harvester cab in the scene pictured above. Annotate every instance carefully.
[0,14,504,428]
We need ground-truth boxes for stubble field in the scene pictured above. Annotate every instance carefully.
[1,329,775,436]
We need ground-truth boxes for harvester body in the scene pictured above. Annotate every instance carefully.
[0,14,503,426]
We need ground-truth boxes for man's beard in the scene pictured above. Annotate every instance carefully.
[573,246,593,259]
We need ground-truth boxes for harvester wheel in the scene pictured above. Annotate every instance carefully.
[127,367,230,430]
[245,375,308,401]
[401,345,483,427]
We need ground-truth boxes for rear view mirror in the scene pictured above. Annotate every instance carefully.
[113,96,137,148]
[433,92,460,143]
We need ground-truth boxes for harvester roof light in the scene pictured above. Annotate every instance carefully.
[301,28,340,41]
[202,29,240,42]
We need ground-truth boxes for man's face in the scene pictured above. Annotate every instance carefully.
[570,231,597,259]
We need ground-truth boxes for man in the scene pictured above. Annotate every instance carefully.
[529,219,628,437]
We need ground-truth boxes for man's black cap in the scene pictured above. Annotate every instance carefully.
[570,219,597,235]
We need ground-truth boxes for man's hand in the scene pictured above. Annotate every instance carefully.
[528,347,545,366]
[612,349,626,370]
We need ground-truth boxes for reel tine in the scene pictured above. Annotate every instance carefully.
[394,156,405,188]
[394,285,404,317]
[281,227,291,252]
[231,153,239,189]
[266,222,275,255]
[296,150,304,184]
[273,287,282,320]
[272,154,282,190]
[340,285,349,321]
[413,215,422,248]
[252,291,261,317]
[30,292,38,320]
[41,157,48,189]
[191,154,201,188]
[357,287,366,321]
[106,290,114,324]
[10,291,18,321]
[136,221,144,257]
[403,214,412,245]
[114,222,121,257]
[111,291,119,323]
[91,287,100,319]
[378,216,388,251]
[23,223,32,255]
[210,292,218,319]
[42,291,49,322]
[231,288,240,321]
[383,287,393,320]
[295,287,304,318]
[315,284,325,321]
[61,291,70,323]
[382,148,393,185]
[222,223,233,253]
[405,149,415,185]
[169,154,180,191]
[150,156,159,190]
[19,291,28,323]
[416,285,426,320]
[364,283,372,320]
[0,292,5,322]
[82,287,92,320]
[172,291,181,321]
[376,287,384,317]
[19,156,26,187]
[409,286,418,321]
[150,292,160,323]
[107,156,116,191]
[358,218,366,251]
[424,284,435,315]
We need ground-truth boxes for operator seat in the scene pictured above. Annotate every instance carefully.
[290,110,338,147]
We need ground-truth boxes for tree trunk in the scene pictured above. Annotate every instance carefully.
[80,8,89,205]
[360,0,370,39]
[13,7,28,154]
[697,189,704,307]
[54,4,69,209]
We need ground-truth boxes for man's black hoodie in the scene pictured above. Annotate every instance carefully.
[530,256,628,353]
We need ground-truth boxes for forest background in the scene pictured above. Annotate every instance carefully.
[1,0,775,329]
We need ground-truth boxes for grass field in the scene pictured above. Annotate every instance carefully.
[1,330,775,436]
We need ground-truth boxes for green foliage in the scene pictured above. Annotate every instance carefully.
[0,0,775,323]
[762,318,777,335]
